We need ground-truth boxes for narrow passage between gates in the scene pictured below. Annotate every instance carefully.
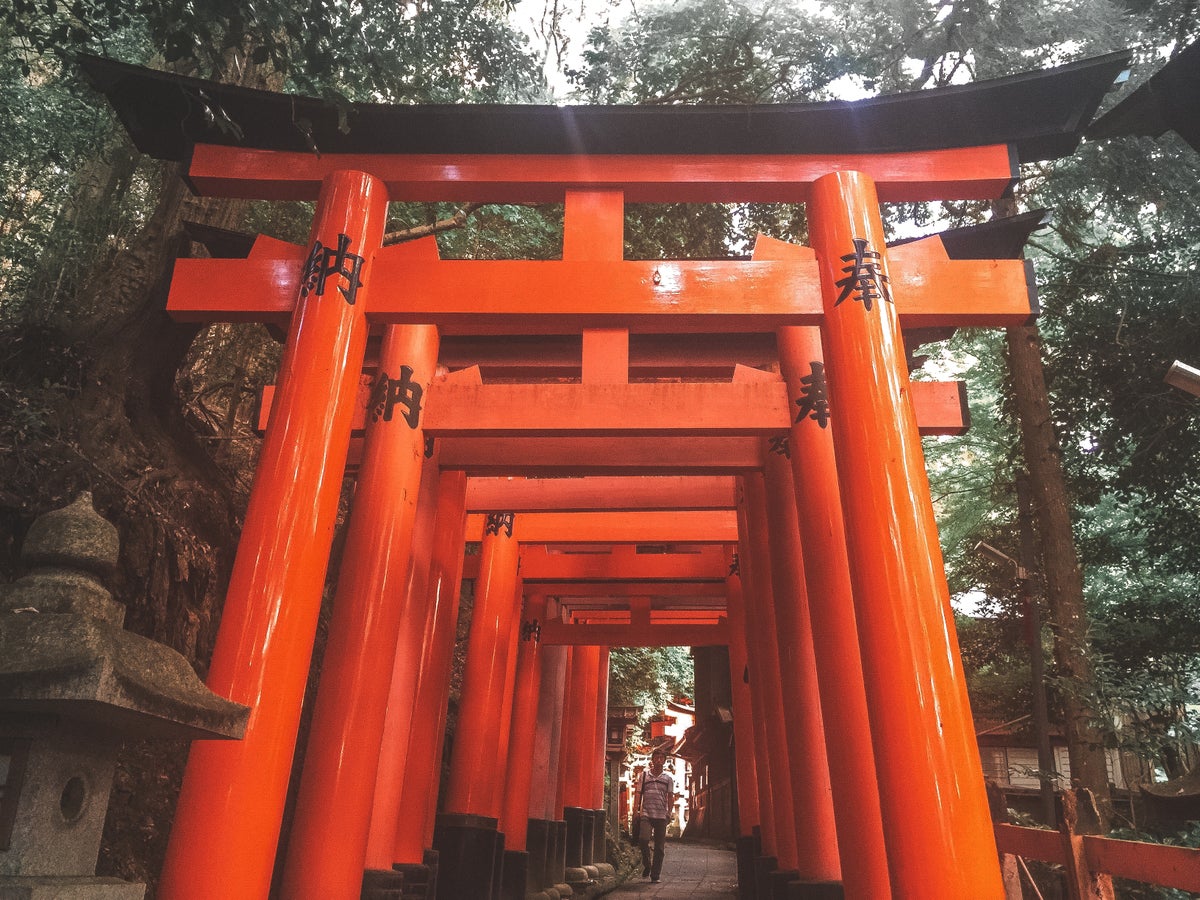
[605,841,738,899]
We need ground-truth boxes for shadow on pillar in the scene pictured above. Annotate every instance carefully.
[432,813,502,900]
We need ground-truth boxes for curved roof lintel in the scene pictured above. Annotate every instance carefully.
[80,51,1131,164]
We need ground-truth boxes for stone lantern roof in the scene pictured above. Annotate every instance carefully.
[0,494,248,741]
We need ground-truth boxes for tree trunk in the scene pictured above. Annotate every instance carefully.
[1006,322,1113,827]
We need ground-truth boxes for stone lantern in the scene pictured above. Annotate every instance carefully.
[0,494,249,899]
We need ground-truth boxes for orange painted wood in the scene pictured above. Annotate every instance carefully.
[582,329,630,383]
[539,620,729,647]
[591,648,610,809]
[392,471,469,864]
[564,190,624,260]
[169,255,1035,332]
[186,144,1017,202]
[514,545,727,581]
[281,324,440,896]
[725,554,761,836]
[993,824,1066,864]
[995,823,1200,892]
[465,476,737,512]
[430,382,792,437]
[445,518,522,817]
[463,510,737,543]
[528,623,569,821]
[739,472,799,866]
[761,233,893,898]
[361,446,444,870]
[526,582,726,598]
[1083,836,1200,892]
[910,379,971,436]
[433,333,779,379]
[762,448,840,881]
[499,597,546,849]
[561,644,600,809]
[811,169,1004,897]
[159,170,388,900]
[437,436,766,475]
[565,609,725,623]
[261,380,967,437]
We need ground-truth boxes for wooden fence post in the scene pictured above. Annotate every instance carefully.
[1061,789,1115,900]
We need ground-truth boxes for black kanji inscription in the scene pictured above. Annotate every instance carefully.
[485,512,515,538]
[368,365,423,429]
[835,238,891,311]
[794,361,831,429]
[301,232,365,305]
[521,619,541,642]
[768,435,790,458]
[728,552,740,577]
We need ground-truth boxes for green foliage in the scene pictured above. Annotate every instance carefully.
[609,646,694,722]
[2,0,546,101]
[567,0,864,104]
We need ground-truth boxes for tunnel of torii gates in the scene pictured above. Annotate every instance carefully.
[83,50,1132,900]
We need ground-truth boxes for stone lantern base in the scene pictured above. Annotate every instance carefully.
[0,874,145,899]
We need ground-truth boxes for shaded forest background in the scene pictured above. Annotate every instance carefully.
[4,0,1200,894]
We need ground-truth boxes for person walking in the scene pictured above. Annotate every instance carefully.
[635,747,675,883]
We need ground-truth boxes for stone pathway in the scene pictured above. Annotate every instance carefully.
[602,841,739,899]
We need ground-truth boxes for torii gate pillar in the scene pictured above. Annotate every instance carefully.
[436,513,522,899]
[810,170,1004,898]
[159,170,387,900]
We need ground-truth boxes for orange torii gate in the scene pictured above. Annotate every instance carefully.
[82,51,1131,900]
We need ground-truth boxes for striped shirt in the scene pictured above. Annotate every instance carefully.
[640,769,674,819]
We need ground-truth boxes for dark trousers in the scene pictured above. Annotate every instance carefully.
[639,817,668,880]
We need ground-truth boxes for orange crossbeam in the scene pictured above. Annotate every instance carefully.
[186,144,1017,203]
[515,545,727,581]
[526,582,726,598]
[538,619,729,647]
[436,383,788,437]
[465,510,737,543]
[169,256,1035,332]
[261,379,968,439]
[465,476,736,512]
[564,609,724,623]
[437,437,765,475]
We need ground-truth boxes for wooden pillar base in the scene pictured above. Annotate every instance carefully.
[549,820,568,889]
[362,863,435,900]
[768,869,800,900]
[562,807,587,869]
[786,881,844,900]
[432,813,501,900]
[590,809,607,866]
[754,856,778,900]
[736,834,759,900]
[501,849,528,900]
[580,812,595,867]
[525,818,554,893]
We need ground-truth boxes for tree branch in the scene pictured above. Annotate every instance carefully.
[382,202,486,246]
